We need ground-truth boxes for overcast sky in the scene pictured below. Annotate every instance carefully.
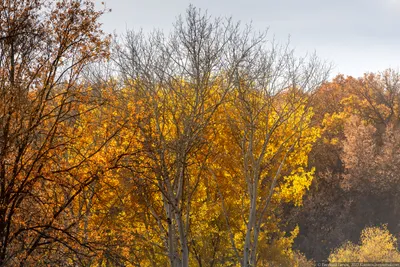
[96,0,400,78]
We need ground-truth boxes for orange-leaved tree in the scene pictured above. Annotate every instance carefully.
[0,0,110,265]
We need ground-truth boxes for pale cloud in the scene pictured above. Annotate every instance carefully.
[97,0,400,77]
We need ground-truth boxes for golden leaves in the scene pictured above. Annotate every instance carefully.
[329,225,400,262]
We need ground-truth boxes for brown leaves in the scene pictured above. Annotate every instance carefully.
[0,0,110,265]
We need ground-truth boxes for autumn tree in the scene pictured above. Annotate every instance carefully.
[329,225,400,262]
[211,46,328,266]
[346,70,400,134]
[0,0,111,265]
[114,6,273,266]
[293,70,400,261]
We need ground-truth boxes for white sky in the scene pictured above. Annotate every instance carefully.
[96,0,400,78]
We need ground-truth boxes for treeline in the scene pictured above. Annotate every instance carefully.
[293,71,400,262]
[1,1,400,266]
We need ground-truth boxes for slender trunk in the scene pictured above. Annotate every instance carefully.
[0,177,6,265]
[176,212,189,267]
[0,213,6,266]
[250,227,260,266]
[243,182,257,267]
[165,201,180,267]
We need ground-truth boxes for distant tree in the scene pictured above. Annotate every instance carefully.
[293,71,400,261]
[329,225,400,262]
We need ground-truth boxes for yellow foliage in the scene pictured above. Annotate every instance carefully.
[66,79,322,266]
[277,168,315,206]
[329,225,400,262]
